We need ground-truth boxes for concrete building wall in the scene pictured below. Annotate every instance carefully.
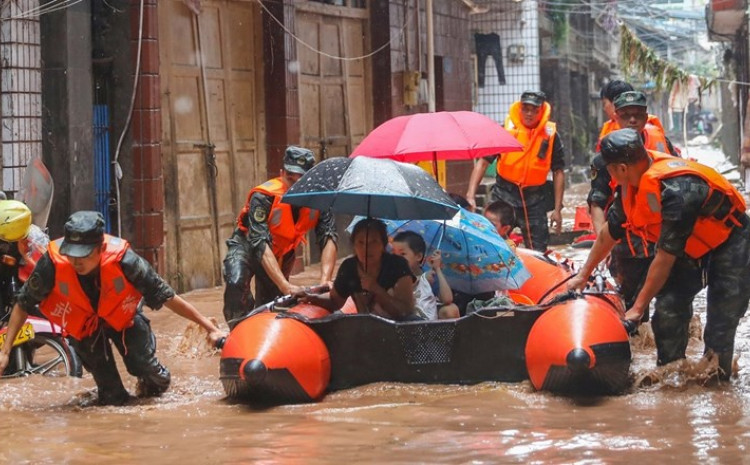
[373,0,474,195]
[384,0,472,115]
[92,0,136,240]
[40,0,94,237]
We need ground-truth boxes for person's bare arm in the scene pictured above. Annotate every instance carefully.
[589,205,606,236]
[549,169,565,234]
[260,247,303,296]
[465,158,491,212]
[318,239,337,285]
[624,250,676,322]
[567,222,616,291]
[300,286,346,312]
[429,251,454,304]
[0,304,29,373]
[370,275,416,319]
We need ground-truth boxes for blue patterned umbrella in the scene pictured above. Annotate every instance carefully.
[349,208,530,293]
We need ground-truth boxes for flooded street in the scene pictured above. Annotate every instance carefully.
[3,273,750,462]
[3,180,750,464]
[3,295,750,464]
[0,0,743,462]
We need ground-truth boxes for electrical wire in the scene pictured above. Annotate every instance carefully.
[112,0,144,236]
[102,0,125,13]
[1,0,84,20]
[0,0,61,19]
[32,0,84,15]
[255,0,412,61]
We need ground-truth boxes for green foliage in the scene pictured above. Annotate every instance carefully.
[569,111,589,159]
[547,0,576,48]
[619,24,716,93]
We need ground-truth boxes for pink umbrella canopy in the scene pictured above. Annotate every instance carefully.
[350,111,522,162]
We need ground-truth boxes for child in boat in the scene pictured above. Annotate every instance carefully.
[483,199,519,250]
[391,231,460,320]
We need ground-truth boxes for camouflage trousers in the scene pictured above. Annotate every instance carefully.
[607,245,652,312]
[609,248,702,327]
[489,184,551,252]
[222,230,295,328]
[514,205,550,252]
[490,199,548,252]
[652,223,750,378]
[72,312,170,405]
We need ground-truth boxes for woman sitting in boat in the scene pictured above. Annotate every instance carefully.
[301,218,418,320]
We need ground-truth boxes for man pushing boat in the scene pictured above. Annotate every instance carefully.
[0,211,225,405]
[222,146,338,328]
[569,129,750,380]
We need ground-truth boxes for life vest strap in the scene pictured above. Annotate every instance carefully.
[722,209,749,229]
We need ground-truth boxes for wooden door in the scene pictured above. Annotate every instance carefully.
[296,3,371,261]
[160,0,264,292]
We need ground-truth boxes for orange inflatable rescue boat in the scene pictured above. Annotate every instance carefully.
[525,292,631,394]
[219,249,632,404]
[515,248,632,394]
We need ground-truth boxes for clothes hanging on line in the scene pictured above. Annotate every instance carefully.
[475,33,506,87]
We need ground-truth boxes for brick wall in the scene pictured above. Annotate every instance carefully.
[263,0,301,180]
[130,0,165,272]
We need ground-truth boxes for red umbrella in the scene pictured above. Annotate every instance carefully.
[350,111,522,177]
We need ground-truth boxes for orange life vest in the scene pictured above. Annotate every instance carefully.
[39,235,142,339]
[606,124,673,195]
[642,124,670,154]
[621,154,747,259]
[596,114,664,151]
[499,101,556,187]
[236,177,320,263]
[598,119,618,141]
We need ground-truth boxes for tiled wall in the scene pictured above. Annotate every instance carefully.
[0,0,42,197]
[471,0,541,124]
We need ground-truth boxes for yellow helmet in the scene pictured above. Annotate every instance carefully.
[0,200,32,242]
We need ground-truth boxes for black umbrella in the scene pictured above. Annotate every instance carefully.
[282,156,459,220]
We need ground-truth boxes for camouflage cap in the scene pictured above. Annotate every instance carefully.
[600,128,648,165]
[59,211,105,258]
[283,146,315,175]
[613,91,647,110]
[520,90,546,107]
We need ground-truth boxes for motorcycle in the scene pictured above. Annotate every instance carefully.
[0,225,82,378]
[0,154,82,379]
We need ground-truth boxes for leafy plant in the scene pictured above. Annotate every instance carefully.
[619,24,715,93]
[546,0,576,49]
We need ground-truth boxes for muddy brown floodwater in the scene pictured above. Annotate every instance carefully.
[3,185,750,463]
